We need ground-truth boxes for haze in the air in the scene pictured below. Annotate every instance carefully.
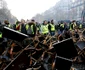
[5,0,60,20]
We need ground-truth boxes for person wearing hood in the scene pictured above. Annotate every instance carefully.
[25,20,36,37]
[4,20,11,28]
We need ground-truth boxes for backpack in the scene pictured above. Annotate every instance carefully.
[27,25,33,34]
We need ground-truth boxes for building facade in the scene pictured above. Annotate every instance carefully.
[0,0,3,9]
[0,0,7,9]
[69,0,84,21]
[55,0,72,20]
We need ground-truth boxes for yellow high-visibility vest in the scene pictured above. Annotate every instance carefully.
[60,24,64,28]
[26,24,34,34]
[0,32,2,38]
[41,24,49,34]
[79,24,82,29]
[50,24,55,31]
[70,23,73,30]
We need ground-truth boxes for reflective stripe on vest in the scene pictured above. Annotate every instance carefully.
[41,24,49,34]
[8,24,11,28]
[0,33,2,38]
[50,24,55,31]
[73,23,76,29]
[73,24,75,29]
[26,24,34,34]
[60,24,64,28]
[70,23,73,30]
[37,27,39,31]
[79,24,82,28]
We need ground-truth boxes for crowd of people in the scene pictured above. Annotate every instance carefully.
[0,19,83,55]
[0,19,83,37]
[0,19,84,70]
[0,19,83,49]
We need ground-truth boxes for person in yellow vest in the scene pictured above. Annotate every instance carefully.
[40,20,49,35]
[60,23,64,28]
[48,20,55,36]
[16,19,27,34]
[72,20,77,29]
[60,22,65,33]
[16,21,22,32]
[25,20,36,37]
[14,21,20,31]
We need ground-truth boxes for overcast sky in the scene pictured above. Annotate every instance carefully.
[5,0,60,20]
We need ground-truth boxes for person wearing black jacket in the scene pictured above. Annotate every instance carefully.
[20,19,27,34]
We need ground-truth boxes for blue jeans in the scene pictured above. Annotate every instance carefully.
[50,31,55,36]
